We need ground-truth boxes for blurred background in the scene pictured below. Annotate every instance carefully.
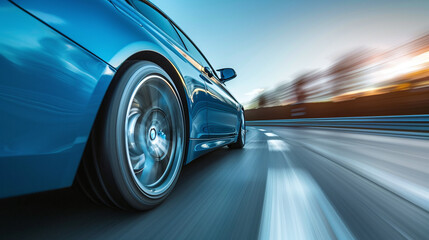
[2,1,429,239]
[153,0,429,120]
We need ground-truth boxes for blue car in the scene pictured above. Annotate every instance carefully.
[0,0,245,210]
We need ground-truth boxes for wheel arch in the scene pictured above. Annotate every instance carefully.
[117,51,191,145]
[76,50,192,181]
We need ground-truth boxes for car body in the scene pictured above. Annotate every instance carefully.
[0,0,245,208]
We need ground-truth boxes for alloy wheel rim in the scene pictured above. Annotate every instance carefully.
[124,74,184,197]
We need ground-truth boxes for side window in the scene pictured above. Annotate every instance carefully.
[174,25,211,69]
[131,0,184,47]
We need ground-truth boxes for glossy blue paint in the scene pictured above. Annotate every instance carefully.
[206,76,240,137]
[11,0,210,140]
[188,137,236,161]
[1,0,242,198]
[0,0,115,198]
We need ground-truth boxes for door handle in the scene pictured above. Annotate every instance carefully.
[203,67,213,78]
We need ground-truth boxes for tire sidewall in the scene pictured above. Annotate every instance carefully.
[100,61,186,210]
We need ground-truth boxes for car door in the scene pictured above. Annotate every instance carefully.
[124,0,210,139]
[204,75,240,138]
[173,26,239,138]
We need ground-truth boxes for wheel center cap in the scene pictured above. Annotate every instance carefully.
[150,128,157,140]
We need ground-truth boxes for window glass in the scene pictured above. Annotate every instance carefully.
[131,0,183,47]
[174,25,211,68]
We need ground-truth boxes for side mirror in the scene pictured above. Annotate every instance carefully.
[217,68,237,83]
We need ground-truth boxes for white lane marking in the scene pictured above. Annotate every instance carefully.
[267,140,289,152]
[259,129,266,132]
[259,168,354,240]
[264,133,277,137]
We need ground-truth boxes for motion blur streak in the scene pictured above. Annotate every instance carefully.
[259,136,354,240]
[263,126,429,239]
[304,135,429,211]
[246,34,429,120]
[1,127,429,239]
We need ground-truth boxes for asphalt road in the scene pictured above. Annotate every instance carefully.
[1,127,429,239]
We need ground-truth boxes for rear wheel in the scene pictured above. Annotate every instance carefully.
[76,61,186,210]
[228,111,245,149]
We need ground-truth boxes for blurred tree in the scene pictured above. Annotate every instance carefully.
[328,49,374,99]
[293,71,318,104]
[258,94,267,108]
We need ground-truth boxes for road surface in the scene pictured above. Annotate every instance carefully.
[1,127,428,239]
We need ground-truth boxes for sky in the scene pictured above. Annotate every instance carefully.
[151,0,429,105]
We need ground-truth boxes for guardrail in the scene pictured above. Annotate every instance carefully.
[247,114,429,136]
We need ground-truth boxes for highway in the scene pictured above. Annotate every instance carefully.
[1,127,429,239]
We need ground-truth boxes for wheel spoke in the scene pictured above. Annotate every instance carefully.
[132,154,145,173]
[124,74,184,197]
[139,157,165,187]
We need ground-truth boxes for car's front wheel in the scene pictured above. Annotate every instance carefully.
[76,61,186,210]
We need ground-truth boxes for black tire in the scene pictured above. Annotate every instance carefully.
[228,111,246,149]
[76,61,187,210]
